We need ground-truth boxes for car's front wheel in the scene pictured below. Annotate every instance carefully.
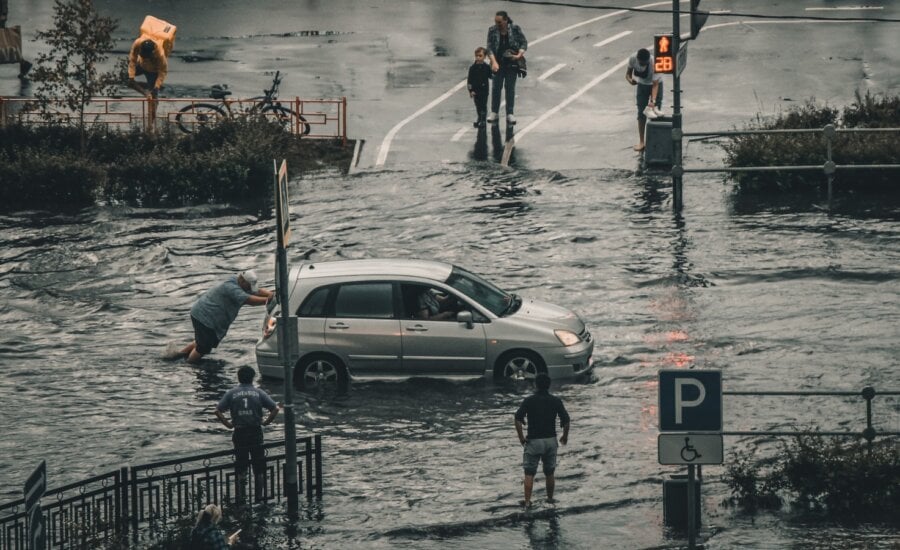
[494,350,547,381]
[295,354,349,393]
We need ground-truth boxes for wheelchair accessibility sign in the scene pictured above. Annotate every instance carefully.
[658,434,723,465]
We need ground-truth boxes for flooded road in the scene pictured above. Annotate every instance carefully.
[3,0,900,546]
[2,165,899,548]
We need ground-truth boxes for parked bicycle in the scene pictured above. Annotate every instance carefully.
[175,71,310,135]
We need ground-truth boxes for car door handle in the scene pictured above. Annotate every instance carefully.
[406,325,429,332]
[328,323,350,330]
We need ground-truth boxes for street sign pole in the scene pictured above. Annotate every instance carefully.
[687,463,697,549]
[24,460,47,550]
[274,159,299,516]
[671,0,684,212]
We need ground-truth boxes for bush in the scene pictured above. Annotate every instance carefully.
[725,437,900,522]
[0,119,351,209]
[722,92,900,193]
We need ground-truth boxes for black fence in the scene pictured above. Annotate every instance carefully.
[722,386,900,441]
[0,435,322,549]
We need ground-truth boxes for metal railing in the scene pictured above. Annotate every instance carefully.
[0,435,323,549]
[0,96,348,144]
[721,386,900,441]
[681,124,900,206]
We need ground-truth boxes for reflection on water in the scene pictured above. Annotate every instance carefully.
[1,166,898,548]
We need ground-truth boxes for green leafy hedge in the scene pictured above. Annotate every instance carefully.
[0,118,351,209]
[725,436,900,522]
[722,92,900,192]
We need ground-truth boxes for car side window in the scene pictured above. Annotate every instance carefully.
[333,283,394,319]
[297,286,331,317]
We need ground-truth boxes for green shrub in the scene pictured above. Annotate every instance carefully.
[725,437,900,522]
[722,92,900,193]
[0,119,351,209]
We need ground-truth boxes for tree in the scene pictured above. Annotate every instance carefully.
[31,0,124,149]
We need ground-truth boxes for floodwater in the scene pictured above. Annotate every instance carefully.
[1,165,898,548]
[3,0,900,547]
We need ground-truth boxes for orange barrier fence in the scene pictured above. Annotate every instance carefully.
[0,96,348,145]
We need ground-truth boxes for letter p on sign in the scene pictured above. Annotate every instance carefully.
[659,370,722,432]
[674,378,705,424]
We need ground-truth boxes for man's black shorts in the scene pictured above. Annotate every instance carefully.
[135,65,159,90]
[191,315,219,355]
[232,425,266,475]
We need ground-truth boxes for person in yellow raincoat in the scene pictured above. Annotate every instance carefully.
[128,37,168,98]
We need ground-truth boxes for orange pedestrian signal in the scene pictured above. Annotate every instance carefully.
[654,34,675,74]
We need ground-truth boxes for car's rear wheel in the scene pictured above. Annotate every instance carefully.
[494,350,547,381]
[295,353,349,393]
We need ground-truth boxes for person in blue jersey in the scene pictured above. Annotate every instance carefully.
[216,366,280,502]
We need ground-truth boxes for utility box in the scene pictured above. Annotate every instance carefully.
[644,117,673,167]
[663,474,701,530]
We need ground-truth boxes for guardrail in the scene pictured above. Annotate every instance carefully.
[0,96,348,145]
[0,435,323,549]
[682,124,900,206]
[721,387,900,442]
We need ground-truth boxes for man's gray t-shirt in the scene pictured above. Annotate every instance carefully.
[628,55,662,85]
[217,383,277,428]
[190,276,250,339]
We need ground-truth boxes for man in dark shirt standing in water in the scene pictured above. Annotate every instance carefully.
[216,366,279,502]
[515,373,570,507]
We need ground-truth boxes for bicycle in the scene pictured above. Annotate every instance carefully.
[174,71,310,135]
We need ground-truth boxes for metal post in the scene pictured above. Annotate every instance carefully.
[671,0,684,212]
[342,97,348,147]
[314,434,323,498]
[119,467,128,538]
[824,124,836,210]
[862,386,876,451]
[278,247,299,516]
[686,464,696,549]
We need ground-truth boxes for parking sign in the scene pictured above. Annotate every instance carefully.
[659,370,722,432]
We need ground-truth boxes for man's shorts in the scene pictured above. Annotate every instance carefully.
[135,65,159,90]
[636,82,663,119]
[522,436,559,476]
[191,315,220,355]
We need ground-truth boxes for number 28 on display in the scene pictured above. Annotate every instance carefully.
[653,34,675,74]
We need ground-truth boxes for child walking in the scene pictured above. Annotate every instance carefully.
[467,47,492,128]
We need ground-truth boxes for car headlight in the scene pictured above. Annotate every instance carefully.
[554,329,581,346]
[263,316,277,339]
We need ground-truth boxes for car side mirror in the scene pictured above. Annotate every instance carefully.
[457,310,474,329]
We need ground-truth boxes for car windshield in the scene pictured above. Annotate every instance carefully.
[445,267,514,317]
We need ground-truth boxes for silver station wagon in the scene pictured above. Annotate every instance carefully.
[255,259,593,390]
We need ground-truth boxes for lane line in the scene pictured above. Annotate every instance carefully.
[505,55,634,163]
[538,62,567,82]
[375,0,679,167]
[805,6,883,11]
[702,18,878,31]
[593,30,633,48]
[451,126,470,142]
[504,18,878,165]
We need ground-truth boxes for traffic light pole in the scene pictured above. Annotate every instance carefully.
[671,0,684,212]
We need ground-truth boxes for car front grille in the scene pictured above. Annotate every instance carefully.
[579,328,592,344]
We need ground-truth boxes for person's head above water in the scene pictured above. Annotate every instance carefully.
[495,10,511,28]
[535,373,551,391]
[238,366,255,385]
[238,270,259,293]
[636,48,650,65]
[140,39,156,58]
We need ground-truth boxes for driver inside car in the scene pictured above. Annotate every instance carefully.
[416,288,459,321]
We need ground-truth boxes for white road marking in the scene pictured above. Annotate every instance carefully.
[701,18,878,32]
[805,6,883,11]
[538,63,567,82]
[504,55,634,165]
[375,0,680,167]
[593,30,633,49]
[451,126,469,142]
